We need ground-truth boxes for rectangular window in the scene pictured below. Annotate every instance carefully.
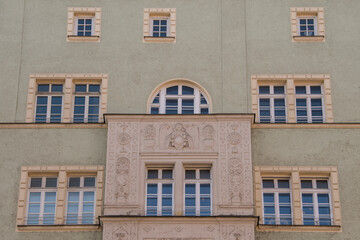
[66,176,96,224]
[73,84,100,123]
[75,17,93,36]
[146,168,173,216]
[262,179,292,225]
[27,177,57,225]
[151,18,169,37]
[35,84,63,123]
[295,85,324,123]
[184,169,211,216]
[258,85,286,123]
[298,17,317,36]
[301,179,332,226]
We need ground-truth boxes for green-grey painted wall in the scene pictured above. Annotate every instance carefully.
[0,0,360,122]
[0,128,106,240]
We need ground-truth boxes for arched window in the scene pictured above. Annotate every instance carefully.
[148,80,211,114]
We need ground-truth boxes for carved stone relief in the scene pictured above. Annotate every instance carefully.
[103,223,137,240]
[202,124,215,150]
[167,123,193,150]
[159,123,199,151]
[115,157,130,204]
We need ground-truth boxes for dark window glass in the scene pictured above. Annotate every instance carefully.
[310,86,321,94]
[201,108,209,114]
[182,86,194,95]
[89,84,100,92]
[46,178,57,188]
[69,177,81,187]
[75,84,87,92]
[162,170,173,179]
[84,177,96,187]
[166,86,178,95]
[316,180,328,189]
[259,86,270,94]
[51,84,63,92]
[30,178,42,188]
[301,180,313,189]
[148,170,158,179]
[274,86,285,94]
[38,84,50,92]
[278,180,290,188]
[151,108,159,114]
[185,170,196,179]
[296,86,307,94]
[262,180,274,188]
[200,170,211,179]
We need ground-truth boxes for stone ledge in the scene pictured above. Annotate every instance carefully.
[67,35,100,42]
[16,224,101,232]
[144,36,176,43]
[257,224,341,232]
[293,35,325,42]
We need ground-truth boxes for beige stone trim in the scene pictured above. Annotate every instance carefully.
[254,166,341,231]
[25,73,108,123]
[291,7,325,42]
[143,8,176,43]
[16,165,104,231]
[252,123,360,129]
[67,7,101,42]
[146,78,213,114]
[0,123,107,129]
[17,225,100,232]
[257,224,341,232]
[251,74,333,123]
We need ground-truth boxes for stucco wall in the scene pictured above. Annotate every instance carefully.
[252,128,360,239]
[0,0,359,123]
[0,128,106,239]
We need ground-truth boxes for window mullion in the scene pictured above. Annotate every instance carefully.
[159,88,166,114]
[194,88,200,114]
[85,96,89,123]
[270,97,275,123]
[158,183,162,216]
[46,96,51,123]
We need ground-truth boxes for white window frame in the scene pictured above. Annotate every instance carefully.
[184,168,212,216]
[35,84,64,123]
[26,177,57,225]
[145,168,174,216]
[258,85,287,123]
[74,16,95,36]
[72,84,101,123]
[261,178,293,225]
[297,16,318,37]
[65,176,97,225]
[295,85,325,123]
[149,17,170,37]
[150,85,210,114]
[300,179,333,226]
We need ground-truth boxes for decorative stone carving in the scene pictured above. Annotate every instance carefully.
[143,125,156,150]
[202,124,215,150]
[229,157,243,204]
[167,123,193,150]
[115,157,130,204]
[118,132,131,145]
[103,223,137,240]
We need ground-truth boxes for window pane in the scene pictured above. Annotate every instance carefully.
[151,107,159,114]
[51,84,63,92]
[75,96,85,105]
[162,184,172,195]
[147,184,157,194]
[278,180,290,188]
[200,184,211,194]
[83,191,95,202]
[89,96,100,104]
[29,192,41,203]
[166,86,178,95]
[89,84,100,92]
[274,86,285,94]
[166,99,178,114]
[38,84,49,92]
[46,178,57,188]
[30,178,42,188]
[200,170,211,179]
[182,86,194,95]
[68,192,80,202]
[301,180,313,189]
[162,170,173,179]
[201,108,209,114]
[264,206,275,214]
[69,178,81,188]
[262,180,274,188]
[317,194,329,204]
[295,86,307,94]
[302,193,313,203]
[84,177,96,187]
[75,84,87,92]
[259,86,270,94]
[185,184,196,194]
[147,170,158,179]
[279,193,291,203]
[316,180,328,189]
[259,98,270,106]
[185,170,196,179]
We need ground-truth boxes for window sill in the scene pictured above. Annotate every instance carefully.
[293,35,325,42]
[143,36,176,43]
[257,224,341,232]
[67,35,100,42]
[16,224,101,232]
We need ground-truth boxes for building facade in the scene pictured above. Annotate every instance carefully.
[0,0,359,240]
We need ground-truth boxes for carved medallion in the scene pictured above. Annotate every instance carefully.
[167,123,193,150]
[118,132,131,145]
[227,132,241,145]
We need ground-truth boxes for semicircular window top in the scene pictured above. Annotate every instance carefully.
[149,84,210,114]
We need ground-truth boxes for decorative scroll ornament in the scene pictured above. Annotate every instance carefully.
[167,123,193,150]
[115,157,130,204]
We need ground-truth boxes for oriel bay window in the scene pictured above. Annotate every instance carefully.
[35,84,63,123]
[184,169,211,216]
[146,168,173,216]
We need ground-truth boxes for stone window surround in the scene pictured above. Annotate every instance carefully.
[254,166,341,232]
[16,165,104,232]
[143,8,176,43]
[251,74,333,123]
[291,7,325,42]
[67,7,101,42]
[147,78,213,114]
[25,73,108,123]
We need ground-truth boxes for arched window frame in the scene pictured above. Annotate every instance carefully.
[147,79,212,114]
